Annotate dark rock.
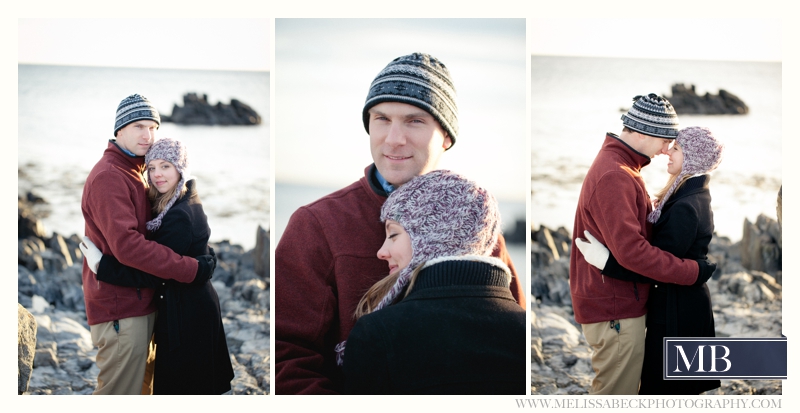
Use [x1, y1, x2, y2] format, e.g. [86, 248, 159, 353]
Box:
[533, 225, 570, 260]
[18, 304, 37, 394]
[503, 218, 527, 244]
[26, 192, 46, 204]
[211, 239, 247, 262]
[707, 234, 741, 279]
[233, 278, 269, 307]
[740, 214, 781, 276]
[47, 234, 73, 267]
[666, 83, 749, 115]
[161, 93, 261, 126]
[19, 195, 47, 240]
[34, 345, 59, 368]
[213, 260, 237, 287]
[531, 226, 572, 306]
[253, 225, 269, 278]
[19, 238, 45, 271]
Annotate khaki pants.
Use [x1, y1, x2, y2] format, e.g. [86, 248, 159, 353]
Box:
[582, 314, 646, 395]
[91, 312, 156, 395]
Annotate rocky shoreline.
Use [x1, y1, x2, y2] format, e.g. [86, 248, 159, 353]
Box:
[531, 209, 782, 395]
[18, 192, 270, 395]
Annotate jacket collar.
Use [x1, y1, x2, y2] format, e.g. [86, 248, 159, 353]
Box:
[104, 141, 145, 170]
[603, 132, 651, 170]
[412, 256, 512, 291]
[662, 175, 710, 208]
[174, 179, 198, 207]
[366, 163, 390, 198]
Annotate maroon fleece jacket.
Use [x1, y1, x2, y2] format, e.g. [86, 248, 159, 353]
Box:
[569, 134, 699, 325]
[81, 142, 198, 325]
[275, 165, 525, 394]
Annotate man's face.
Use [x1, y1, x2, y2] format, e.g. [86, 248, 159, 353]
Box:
[621, 128, 671, 158]
[641, 135, 672, 158]
[368, 102, 452, 187]
[115, 120, 157, 156]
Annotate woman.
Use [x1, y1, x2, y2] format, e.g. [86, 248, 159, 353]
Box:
[340, 170, 526, 394]
[81, 137, 234, 395]
[576, 126, 724, 394]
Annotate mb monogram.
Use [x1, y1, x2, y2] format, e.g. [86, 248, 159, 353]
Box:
[664, 337, 786, 380]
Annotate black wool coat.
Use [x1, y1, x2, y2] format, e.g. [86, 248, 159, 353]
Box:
[602, 175, 719, 395]
[342, 259, 527, 395]
[97, 179, 234, 395]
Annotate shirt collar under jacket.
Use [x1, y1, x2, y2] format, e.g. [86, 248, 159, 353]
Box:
[604, 132, 652, 170]
[109, 139, 138, 157]
[374, 167, 396, 194]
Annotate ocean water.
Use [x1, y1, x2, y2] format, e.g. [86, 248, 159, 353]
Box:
[18, 64, 270, 249]
[531, 56, 782, 241]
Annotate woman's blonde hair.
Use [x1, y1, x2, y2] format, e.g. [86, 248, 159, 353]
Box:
[653, 173, 691, 209]
[354, 262, 425, 320]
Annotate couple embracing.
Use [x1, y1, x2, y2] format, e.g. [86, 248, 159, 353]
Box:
[80, 95, 234, 394]
[571, 93, 725, 395]
[276, 53, 527, 394]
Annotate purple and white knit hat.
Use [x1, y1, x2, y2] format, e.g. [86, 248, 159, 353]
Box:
[373, 169, 501, 311]
[145, 138, 189, 231]
[335, 169, 501, 365]
[648, 126, 724, 223]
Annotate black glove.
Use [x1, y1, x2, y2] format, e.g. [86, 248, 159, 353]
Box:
[693, 258, 717, 287]
[601, 253, 656, 284]
[192, 247, 217, 286]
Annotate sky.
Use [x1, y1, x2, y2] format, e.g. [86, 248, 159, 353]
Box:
[18, 17, 780, 68]
[18, 19, 271, 71]
[530, 18, 781, 62]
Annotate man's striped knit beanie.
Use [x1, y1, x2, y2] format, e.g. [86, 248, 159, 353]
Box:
[621, 93, 680, 139]
[362, 53, 458, 147]
[114, 94, 161, 136]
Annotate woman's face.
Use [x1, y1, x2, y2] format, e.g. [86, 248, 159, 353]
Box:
[667, 141, 684, 175]
[377, 219, 412, 274]
[148, 159, 180, 194]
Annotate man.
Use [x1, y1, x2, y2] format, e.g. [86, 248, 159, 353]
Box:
[81, 94, 215, 395]
[275, 53, 525, 394]
[569, 93, 716, 395]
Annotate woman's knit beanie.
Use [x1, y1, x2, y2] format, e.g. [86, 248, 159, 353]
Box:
[648, 126, 724, 223]
[373, 169, 501, 312]
[145, 138, 189, 231]
[334, 169, 501, 366]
